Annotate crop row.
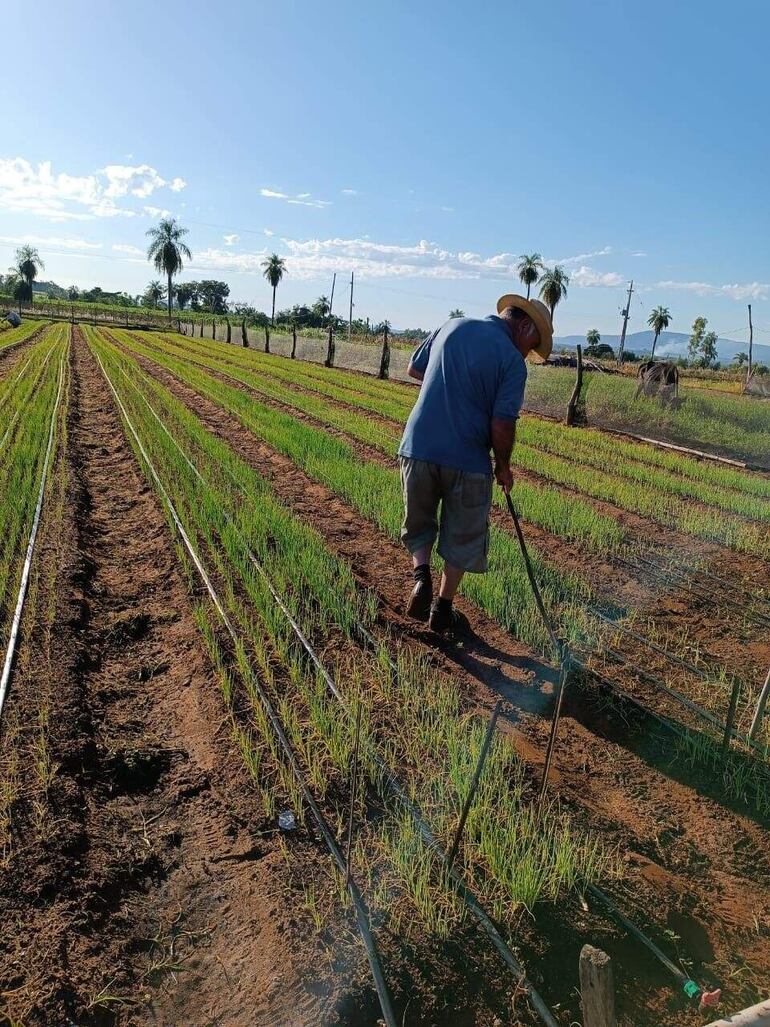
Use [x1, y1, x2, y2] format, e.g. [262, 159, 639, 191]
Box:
[0, 319, 46, 356]
[140, 330, 770, 558]
[0, 325, 68, 659]
[88, 325, 617, 944]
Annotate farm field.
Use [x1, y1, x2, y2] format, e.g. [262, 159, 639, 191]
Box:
[1, 323, 769, 1027]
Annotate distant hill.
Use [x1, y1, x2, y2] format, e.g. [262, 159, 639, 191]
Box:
[554, 330, 770, 367]
[32, 280, 68, 300]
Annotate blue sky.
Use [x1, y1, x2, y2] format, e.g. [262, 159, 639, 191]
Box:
[2, 0, 769, 343]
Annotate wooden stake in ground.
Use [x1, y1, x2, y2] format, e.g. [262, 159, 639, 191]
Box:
[617, 280, 634, 365]
[747, 302, 754, 387]
[378, 325, 390, 380]
[348, 270, 354, 343]
[264, 325, 270, 354]
[749, 666, 770, 742]
[291, 324, 297, 359]
[241, 319, 248, 347]
[325, 324, 335, 368]
[579, 945, 616, 1027]
[565, 343, 583, 426]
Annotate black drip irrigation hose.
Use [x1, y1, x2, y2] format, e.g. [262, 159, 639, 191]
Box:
[108, 349, 562, 1027]
[95, 352, 398, 1027]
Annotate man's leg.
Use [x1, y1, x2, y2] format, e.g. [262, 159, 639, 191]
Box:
[399, 459, 440, 620]
[430, 469, 492, 634]
[438, 563, 464, 600]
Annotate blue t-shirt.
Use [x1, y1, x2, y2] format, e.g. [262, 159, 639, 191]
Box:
[398, 315, 527, 474]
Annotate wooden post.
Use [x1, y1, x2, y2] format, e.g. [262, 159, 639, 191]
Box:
[566, 344, 583, 426]
[264, 325, 270, 353]
[705, 999, 770, 1026]
[226, 317, 231, 344]
[747, 303, 754, 386]
[748, 666, 770, 742]
[325, 324, 335, 367]
[212, 317, 216, 341]
[579, 945, 616, 1027]
[378, 325, 391, 379]
[199, 320, 203, 338]
[241, 320, 248, 347]
[291, 324, 297, 359]
[177, 316, 182, 334]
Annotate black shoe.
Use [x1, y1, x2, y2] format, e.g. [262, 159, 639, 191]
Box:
[407, 578, 432, 621]
[428, 598, 459, 634]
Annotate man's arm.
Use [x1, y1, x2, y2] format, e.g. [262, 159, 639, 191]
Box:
[490, 416, 516, 492]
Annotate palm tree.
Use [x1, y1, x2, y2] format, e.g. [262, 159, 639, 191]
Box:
[586, 328, 601, 349]
[449, 308, 465, 318]
[145, 280, 166, 308]
[313, 295, 330, 318]
[262, 254, 287, 324]
[146, 218, 192, 317]
[538, 265, 569, 319]
[8, 245, 45, 304]
[517, 253, 544, 299]
[647, 305, 672, 360]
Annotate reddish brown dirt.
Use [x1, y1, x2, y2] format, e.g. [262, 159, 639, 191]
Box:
[116, 337, 770, 1026]
[0, 329, 373, 1026]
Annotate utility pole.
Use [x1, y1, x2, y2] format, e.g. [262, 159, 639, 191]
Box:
[747, 302, 754, 387]
[328, 272, 336, 325]
[348, 270, 354, 343]
[617, 280, 634, 365]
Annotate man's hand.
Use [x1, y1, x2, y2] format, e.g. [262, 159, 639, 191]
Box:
[494, 461, 514, 493]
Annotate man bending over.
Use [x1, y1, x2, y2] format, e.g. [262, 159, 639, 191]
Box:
[398, 294, 553, 634]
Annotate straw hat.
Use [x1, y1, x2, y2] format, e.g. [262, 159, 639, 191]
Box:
[496, 294, 553, 362]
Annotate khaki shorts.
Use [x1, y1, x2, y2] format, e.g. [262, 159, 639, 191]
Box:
[399, 458, 493, 573]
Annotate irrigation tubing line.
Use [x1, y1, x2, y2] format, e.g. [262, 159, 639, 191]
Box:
[94, 350, 398, 1027]
[103, 343, 561, 1027]
[0, 354, 66, 721]
[0, 351, 35, 416]
[590, 607, 740, 689]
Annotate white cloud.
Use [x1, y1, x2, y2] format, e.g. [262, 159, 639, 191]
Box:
[655, 279, 770, 301]
[553, 246, 612, 266]
[0, 233, 102, 251]
[169, 177, 187, 192]
[260, 186, 331, 209]
[0, 157, 186, 222]
[223, 233, 239, 245]
[143, 205, 171, 219]
[112, 243, 143, 255]
[264, 228, 274, 236]
[186, 235, 627, 286]
[341, 188, 359, 195]
[570, 266, 625, 287]
[631, 250, 647, 257]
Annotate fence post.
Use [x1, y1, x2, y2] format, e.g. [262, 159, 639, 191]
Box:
[212, 318, 216, 341]
[378, 325, 391, 379]
[566, 344, 583, 426]
[226, 317, 231, 344]
[241, 319, 248, 347]
[749, 666, 770, 742]
[177, 316, 181, 334]
[579, 945, 616, 1027]
[264, 325, 270, 353]
[291, 324, 297, 359]
[325, 324, 335, 368]
[199, 320, 203, 338]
